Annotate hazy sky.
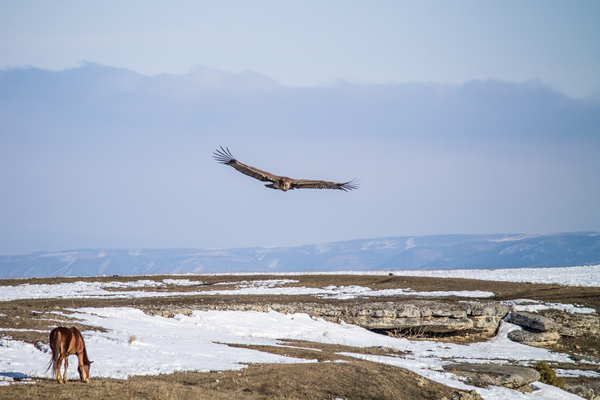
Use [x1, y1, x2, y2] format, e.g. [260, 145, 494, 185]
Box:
[1, 1, 599, 98]
[1, 2, 599, 255]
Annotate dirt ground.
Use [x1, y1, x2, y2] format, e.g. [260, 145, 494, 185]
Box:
[0, 361, 479, 400]
[2, 273, 599, 310]
[1, 273, 598, 399]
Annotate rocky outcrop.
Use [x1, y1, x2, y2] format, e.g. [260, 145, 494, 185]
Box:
[337, 301, 510, 335]
[145, 300, 511, 337]
[143, 299, 598, 344]
[507, 330, 560, 346]
[540, 309, 600, 338]
[445, 363, 540, 389]
[564, 380, 600, 400]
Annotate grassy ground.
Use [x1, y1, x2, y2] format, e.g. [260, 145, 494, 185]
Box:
[1, 360, 477, 400]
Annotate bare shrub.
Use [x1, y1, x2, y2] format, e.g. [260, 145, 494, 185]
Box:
[387, 326, 428, 340]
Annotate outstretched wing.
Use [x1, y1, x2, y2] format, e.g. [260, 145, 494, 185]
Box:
[291, 178, 359, 192]
[213, 146, 279, 183]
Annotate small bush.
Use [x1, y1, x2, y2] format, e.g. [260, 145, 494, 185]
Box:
[534, 362, 564, 389]
[387, 326, 428, 339]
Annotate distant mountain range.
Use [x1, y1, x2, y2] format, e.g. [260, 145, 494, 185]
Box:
[1, 233, 599, 279]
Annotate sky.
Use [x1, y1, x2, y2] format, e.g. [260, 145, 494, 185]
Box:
[1, 1, 599, 254]
[1, 1, 599, 98]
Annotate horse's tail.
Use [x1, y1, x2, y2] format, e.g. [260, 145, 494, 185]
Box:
[46, 328, 61, 378]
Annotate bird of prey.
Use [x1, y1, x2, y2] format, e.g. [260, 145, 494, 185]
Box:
[213, 146, 358, 192]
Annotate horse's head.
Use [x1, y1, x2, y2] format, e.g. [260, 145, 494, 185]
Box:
[78, 360, 93, 383]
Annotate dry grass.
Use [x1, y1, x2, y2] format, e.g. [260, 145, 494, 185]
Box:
[0, 361, 472, 400]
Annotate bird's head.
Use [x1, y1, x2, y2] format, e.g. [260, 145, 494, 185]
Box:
[281, 182, 291, 191]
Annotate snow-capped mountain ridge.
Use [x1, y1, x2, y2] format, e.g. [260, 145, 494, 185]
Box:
[1, 232, 599, 278]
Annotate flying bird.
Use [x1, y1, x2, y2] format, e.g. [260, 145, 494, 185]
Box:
[213, 146, 358, 192]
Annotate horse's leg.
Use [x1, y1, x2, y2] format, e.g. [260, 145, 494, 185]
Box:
[57, 355, 64, 383]
[63, 355, 69, 383]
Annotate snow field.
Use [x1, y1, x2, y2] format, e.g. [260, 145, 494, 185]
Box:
[0, 278, 496, 302]
[1, 265, 599, 399]
[0, 307, 589, 399]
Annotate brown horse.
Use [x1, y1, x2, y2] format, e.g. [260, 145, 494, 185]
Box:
[47, 326, 93, 383]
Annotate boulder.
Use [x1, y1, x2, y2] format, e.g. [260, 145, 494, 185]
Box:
[446, 363, 540, 389]
[507, 329, 560, 345]
[510, 311, 557, 332]
[441, 390, 485, 400]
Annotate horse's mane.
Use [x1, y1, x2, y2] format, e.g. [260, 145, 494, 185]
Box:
[81, 345, 91, 366]
[73, 327, 91, 366]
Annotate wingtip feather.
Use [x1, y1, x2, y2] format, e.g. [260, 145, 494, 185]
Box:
[213, 146, 236, 164]
[340, 178, 359, 191]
